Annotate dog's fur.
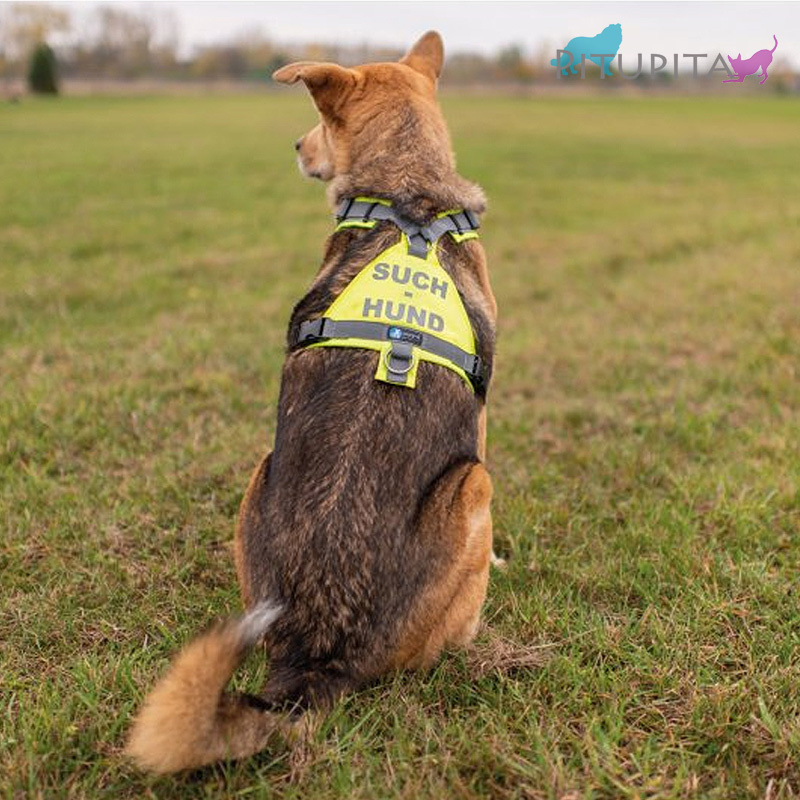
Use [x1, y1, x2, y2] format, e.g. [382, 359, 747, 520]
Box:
[125, 31, 497, 774]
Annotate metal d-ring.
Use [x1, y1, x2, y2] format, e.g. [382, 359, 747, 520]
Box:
[384, 346, 415, 375]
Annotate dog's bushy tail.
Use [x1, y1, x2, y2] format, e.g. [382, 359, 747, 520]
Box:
[125, 602, 287, 774]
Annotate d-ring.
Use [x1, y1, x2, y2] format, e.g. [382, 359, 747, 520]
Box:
[383, 347, 415, 375]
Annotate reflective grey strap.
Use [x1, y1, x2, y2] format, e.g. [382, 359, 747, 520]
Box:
[340, 199, 397, 226]
[336, 200, 480, 260]
[293, 317, 485, 390]
[406, 233, 429, 259]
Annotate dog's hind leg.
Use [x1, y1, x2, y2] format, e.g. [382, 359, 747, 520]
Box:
[235, 452, 272, 608]
[477, 406, 505, 571]
[389, 461, 493, 670]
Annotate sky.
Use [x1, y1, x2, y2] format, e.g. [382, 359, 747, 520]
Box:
[46, 1, 800, 68]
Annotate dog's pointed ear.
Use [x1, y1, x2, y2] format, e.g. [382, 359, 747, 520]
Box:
[272, 62, 356, 116]
[400, 31, 444, 81]
[737, 53, 742, 60]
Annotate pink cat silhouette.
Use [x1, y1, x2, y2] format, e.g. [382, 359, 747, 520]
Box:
[724, 35, 778, 84]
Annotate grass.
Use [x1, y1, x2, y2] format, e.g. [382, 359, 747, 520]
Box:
[1, 91, 799, 799]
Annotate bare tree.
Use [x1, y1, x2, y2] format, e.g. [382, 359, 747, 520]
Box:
[62, 5, 179, 79]
[0, 2, 70, 71]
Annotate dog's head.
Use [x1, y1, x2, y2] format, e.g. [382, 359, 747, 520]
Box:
[273, 32, 448, 183]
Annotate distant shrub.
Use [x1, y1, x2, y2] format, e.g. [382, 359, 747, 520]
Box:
[28, 43, 59, 95]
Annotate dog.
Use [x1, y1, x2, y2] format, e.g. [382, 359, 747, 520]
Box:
[551, 23, 622, 76]
[724, 35, 778, 84]
[125, 31, 497, 774]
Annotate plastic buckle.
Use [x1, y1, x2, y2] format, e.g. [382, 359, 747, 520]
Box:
[469, 355, 485, 391]
[463, 209, 479, 229]
[299, 318, 330, 343]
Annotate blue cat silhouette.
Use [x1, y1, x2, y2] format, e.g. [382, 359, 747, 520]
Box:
[551, 23, 623, 76]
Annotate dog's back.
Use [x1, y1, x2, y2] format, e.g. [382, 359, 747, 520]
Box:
[242, 227, 492, 707]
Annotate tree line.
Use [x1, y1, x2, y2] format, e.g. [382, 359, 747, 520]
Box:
[1, 3, 796, 93]
[0, 3, 553, 88]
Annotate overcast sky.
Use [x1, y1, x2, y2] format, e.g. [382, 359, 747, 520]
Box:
[51, 1, 800, 68]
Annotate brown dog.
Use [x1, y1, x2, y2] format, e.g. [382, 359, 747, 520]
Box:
[125, 31, 497, 774]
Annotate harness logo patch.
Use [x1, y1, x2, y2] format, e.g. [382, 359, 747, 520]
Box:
[387, 326, 424, 346]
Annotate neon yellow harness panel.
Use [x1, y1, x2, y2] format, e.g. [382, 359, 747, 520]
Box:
[309, 235, 476, 389]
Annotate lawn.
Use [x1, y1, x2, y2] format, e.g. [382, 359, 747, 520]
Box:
[1, 91, 799, 799]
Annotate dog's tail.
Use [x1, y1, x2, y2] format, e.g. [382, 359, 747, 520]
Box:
[771, 35, 778, 53]
[550, 57, 558, 67]
[125, 601, 287, 774]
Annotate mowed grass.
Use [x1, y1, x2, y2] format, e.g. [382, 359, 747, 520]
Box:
[1, 91, 799, 799]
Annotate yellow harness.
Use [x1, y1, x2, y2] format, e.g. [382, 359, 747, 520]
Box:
[292, 198, 486, 393]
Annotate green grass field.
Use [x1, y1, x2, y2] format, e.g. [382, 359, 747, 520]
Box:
[2, 92, 800, 799]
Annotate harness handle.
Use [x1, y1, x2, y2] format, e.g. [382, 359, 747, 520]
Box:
[335, 197, 480, 260]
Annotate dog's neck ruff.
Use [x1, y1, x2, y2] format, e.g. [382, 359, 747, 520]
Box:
[291, 197, 486, 393]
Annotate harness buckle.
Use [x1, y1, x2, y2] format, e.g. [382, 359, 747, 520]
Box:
[468, 354, 486, 391]
[463, 209, 479, 229]
[296, 317, 332, 344]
